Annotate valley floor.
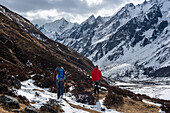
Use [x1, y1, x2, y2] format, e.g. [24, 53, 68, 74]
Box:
[115, 81, 170, 100]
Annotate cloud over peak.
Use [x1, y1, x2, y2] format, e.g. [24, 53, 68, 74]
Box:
[0, 0, 145, 25]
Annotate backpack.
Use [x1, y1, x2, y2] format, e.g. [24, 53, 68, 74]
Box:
[57, 68, 64, 80]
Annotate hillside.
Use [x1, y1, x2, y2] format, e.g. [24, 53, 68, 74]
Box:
[0, 3, 94, 112]
[0, 4, 94, 81]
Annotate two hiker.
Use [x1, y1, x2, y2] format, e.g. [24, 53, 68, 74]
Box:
[53, 64, 103, 99]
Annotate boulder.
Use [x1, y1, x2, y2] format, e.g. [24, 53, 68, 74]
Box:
[74, 92, 94, 105]
[25, 106, 37, 113]
[0, 95, 20, 109]
[40, 99, 60, 113]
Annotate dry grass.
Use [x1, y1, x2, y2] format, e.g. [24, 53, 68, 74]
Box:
[33, 88, 45, 92]
[111, 97, 160, 113]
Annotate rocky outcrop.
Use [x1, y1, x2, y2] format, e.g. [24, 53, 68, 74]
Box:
[0, 95, 20, 109]
[25, 106, 38, 113]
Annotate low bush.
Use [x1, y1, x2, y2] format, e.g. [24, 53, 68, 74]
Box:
[72, 81, 91, 94]
[108, 86, 134, 98]
[131, 94, 142, 101]
[40, 99, 62, 113]
[103, 93, 124, 108]
[17, 95, 30, 106]
[161, 103, 170, 113]
[34, 76, 53, 88]
[0, 84, 9, 94]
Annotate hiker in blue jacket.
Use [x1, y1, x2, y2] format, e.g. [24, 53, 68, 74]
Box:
[53, 63, 66, 99]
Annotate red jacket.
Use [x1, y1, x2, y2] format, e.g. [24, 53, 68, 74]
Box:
[91, 67, 103, 81]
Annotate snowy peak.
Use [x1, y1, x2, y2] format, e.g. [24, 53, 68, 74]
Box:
[43, 17, 77, 35]
[87, 14, 96, 25]
[37, 18, 79, 40]
[124, 3, 135, 8]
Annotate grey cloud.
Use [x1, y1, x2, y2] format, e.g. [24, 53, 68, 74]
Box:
[0, 0, 136, 25]
[1, 0, 126, 15]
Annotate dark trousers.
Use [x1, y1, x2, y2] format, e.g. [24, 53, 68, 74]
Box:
[94, 81, 100, 94]
[56, 80, 64, 99]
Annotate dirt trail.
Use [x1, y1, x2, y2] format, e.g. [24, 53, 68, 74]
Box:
[63, 99, 101, 113]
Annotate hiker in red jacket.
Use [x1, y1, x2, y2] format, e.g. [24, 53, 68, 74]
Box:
[91, 65, 103, 94]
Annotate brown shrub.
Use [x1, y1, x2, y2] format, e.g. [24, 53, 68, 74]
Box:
[0, 68, 8, 78]
[72, 82, 85, 93]
[17, 95, 30, 105]
[108, 86, 134, 97]
[0, 64, 28, 81]
[33, 70, 53, 88]
[161, 103, 170, 113]
[40, 99, 62, 113]
[131, 94, 142, 101]
[34, 76, 53, 88]
[72, 81, 91, 94]
[103, 93, 124, 108]
[100, 81, 109, 89]
[0, 84, 9, 94]
[14, 72, 28, 81]
[140, 94, 151, 99]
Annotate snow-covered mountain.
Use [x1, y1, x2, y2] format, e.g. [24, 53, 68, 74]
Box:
[37, 18, 79, 40]
[41, 0, 170, 80]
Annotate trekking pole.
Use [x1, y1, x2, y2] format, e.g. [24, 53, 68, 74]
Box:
[64, 79, 67, 99]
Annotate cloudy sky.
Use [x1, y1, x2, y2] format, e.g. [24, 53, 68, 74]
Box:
[0, 0, 145, 25]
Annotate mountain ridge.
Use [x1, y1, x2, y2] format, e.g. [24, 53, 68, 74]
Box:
[40, 0, 170, 80]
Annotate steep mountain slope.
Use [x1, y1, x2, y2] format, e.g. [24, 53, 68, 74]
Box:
[52, 0, 170, 80]
[0, 4, 94, 82]
[37, 18, 79, 41]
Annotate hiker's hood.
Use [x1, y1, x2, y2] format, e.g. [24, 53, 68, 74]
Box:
[94, 67, 98, 70]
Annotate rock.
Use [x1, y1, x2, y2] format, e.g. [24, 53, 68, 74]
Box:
[35, 92, 40, 97]
[40, 105, 58, 113]
[25, 106, 38, 113]
[17, 95, 30, 105]
[101, 107, 105, 111]
[0, 95, 20, 109]
[40, 99, 60, 113]
[75, 92, 94, 105]
[7, 75, 21, 89]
